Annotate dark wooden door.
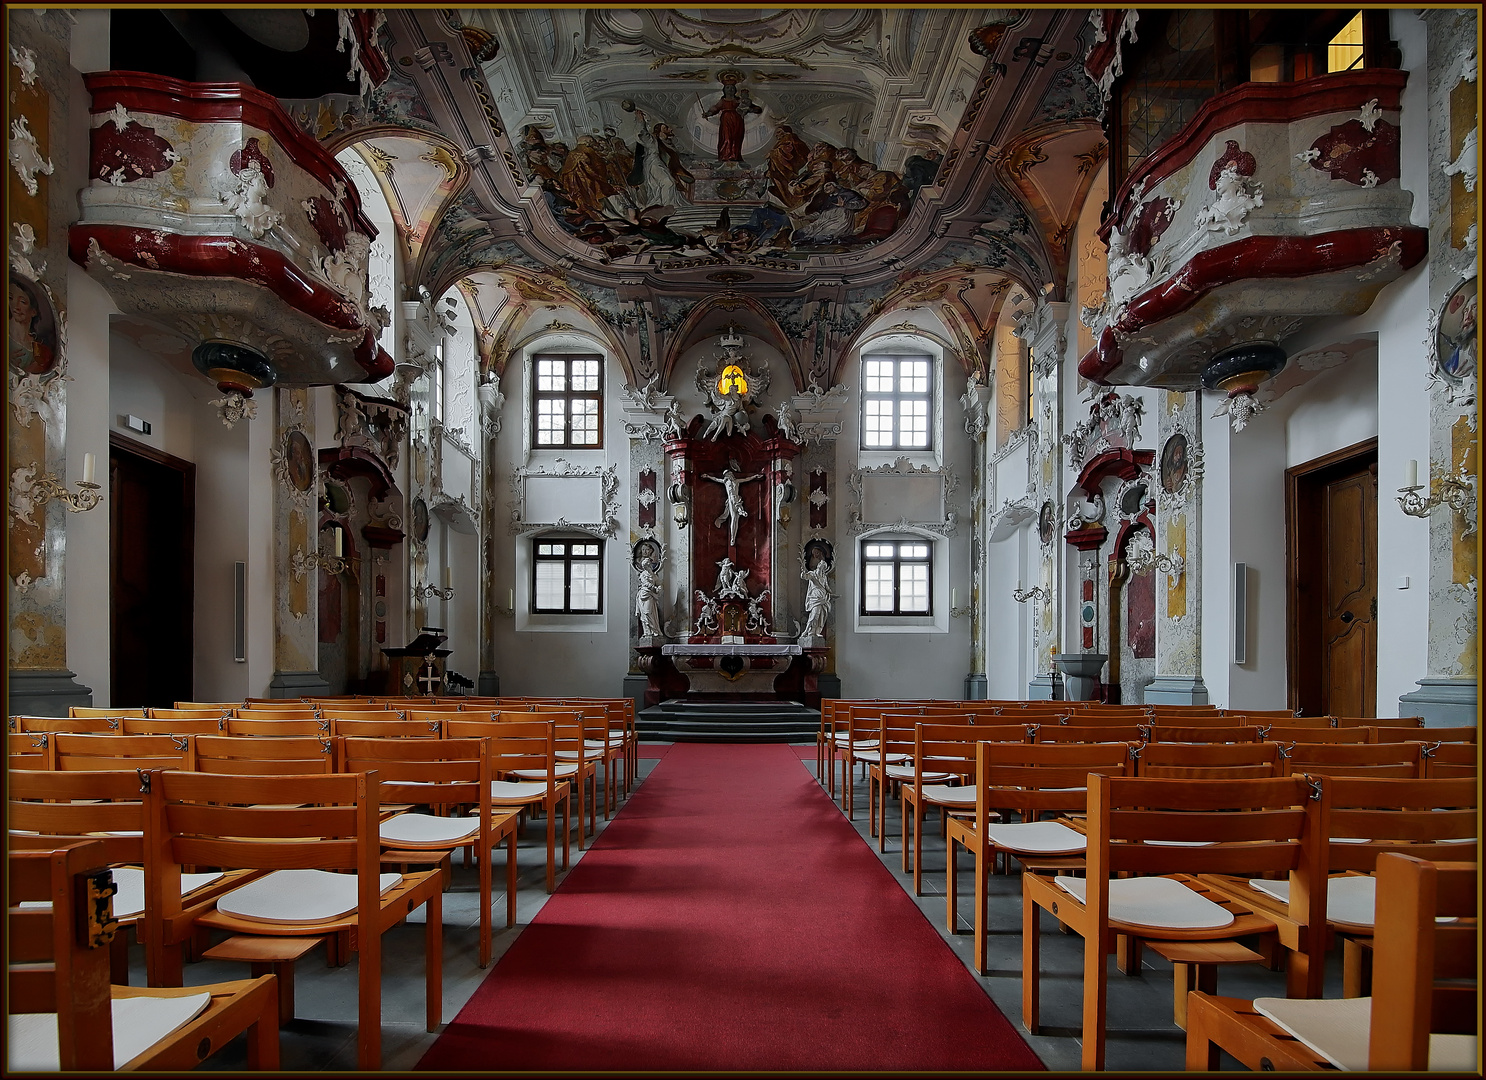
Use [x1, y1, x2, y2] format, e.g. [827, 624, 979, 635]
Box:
[1287, 440, 1377, 717]
[110, 435, 194, 708]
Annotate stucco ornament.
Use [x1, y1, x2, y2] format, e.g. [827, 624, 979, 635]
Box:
[321, 232, 371, 313]
[1210, 390, 1265, 433]
[217, 161, 283, 238]
[9, 464, 45, 527]
[10, 44, 38, 87]
[9, 115, 54, 197]
[208, 389, 258, 428]
[1195, 164, 1263, 235]
[1442, 127, 1477, 193]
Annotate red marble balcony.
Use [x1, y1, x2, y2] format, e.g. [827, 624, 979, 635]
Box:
[69, 72, 393, 402]
[1080, 69, 1426, 415]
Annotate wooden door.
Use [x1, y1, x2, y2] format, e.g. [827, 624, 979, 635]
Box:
[110, 435, 194, 708]
[1287, 440, 1377, 717]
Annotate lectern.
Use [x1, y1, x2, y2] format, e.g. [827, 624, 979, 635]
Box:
[383, 627, 451, 696]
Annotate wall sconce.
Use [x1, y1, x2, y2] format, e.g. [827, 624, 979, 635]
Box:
[495, 587, 515, 618]
[9, 453, 103, 525]
[415, 566, 455, 601]
[1012, 584, 1048, 604]
[291, 526, 348, 580]
[669, 482, 690, 528]
[1397, 459, 1476, 536]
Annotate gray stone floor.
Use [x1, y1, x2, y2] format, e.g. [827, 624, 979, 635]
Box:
[148, 746, 1341, 1071]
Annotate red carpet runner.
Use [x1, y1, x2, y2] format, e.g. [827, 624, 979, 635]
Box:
[418, 742, 1043, 1071]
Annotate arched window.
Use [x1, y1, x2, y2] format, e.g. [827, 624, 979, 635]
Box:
[861, 353, 933, 451]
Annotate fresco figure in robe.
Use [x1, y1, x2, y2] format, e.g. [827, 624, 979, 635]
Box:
[703, 71, 761, 163]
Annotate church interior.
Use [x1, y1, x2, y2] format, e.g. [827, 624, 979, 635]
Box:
[6, 6, 1480, 1073]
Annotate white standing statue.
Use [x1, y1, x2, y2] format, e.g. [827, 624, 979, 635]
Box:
[703, 462, 763, 546]
[635, 564, 664, 638]
[714, 556, 749, 599]
[801, 558, 835, 638]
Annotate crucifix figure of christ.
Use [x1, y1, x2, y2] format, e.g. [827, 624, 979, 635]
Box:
[703, 461, 763, 547]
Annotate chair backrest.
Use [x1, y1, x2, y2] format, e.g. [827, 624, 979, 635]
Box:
[446, 717, 555, 780]
[320, 707, 405, 722]
[1062, 706, 1151, 722]
[1324, 775, 1477, 871]
[402, 707, 467, 723]
[1221, 708, 1298, 719]
[69, 706, 147, 719]
[1367, 854, 1478, 1071]
[224, 715, 330, 737]
[1420, 741, 1477, 778]
[1146, 704, 1222, 715]
[339, 736, 490, 817]
[233, 707, 320, 721]
[1147, 712, 1250, 729]
[10, 714, 118, 734]
[1146, 724, 1259, 744]
[330, 717, 443, 739]
[9, 769, 146, 868]
[1260, 724, 1369, 744]
[51, 732, 191, 772]
[1032, 723, 1148, 744]
[174, 701, 242, 710]
[8, 839, 117, 1071]
[1280, 741, 1424, 778]
[9, 730, 52, 768]
[148, 707, 233, 722]
[976, 741, 1135, 821]
[190, 734, 335, 776]
[1337, 714, 1425, 729]
[1133, 740, 1282, 779]
[122, 715, 227, 736]
[1372, 725, 1476, 743]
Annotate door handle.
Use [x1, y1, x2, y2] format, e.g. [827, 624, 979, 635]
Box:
[1340, 611, 1355, 624]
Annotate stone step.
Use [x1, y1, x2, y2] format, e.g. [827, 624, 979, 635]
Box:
[637, 700, 821, 744]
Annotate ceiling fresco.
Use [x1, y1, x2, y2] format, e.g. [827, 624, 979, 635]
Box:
[246, 8, 1108, 383]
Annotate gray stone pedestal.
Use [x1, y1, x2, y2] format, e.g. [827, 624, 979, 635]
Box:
[1399, 677, 1477, 727]
[267, 670, 332, 699]
[8, 669, 93, 717]
[478, 671, 501, 696]
[964, 672, 988, 700]
[1142, 674, 1211, 706]
[1028, 672, 1061, 700]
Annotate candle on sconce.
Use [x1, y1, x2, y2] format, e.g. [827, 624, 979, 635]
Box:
[951, 588, 957, 608]
[508, 588, 515, 610]
[82, 453, 96, 485]
[444, 566, 453, 589]
[333, 528, 343, 558]
[1405, 459, 1418, 488]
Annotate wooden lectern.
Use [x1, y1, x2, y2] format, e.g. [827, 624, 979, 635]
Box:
[382, 627, 452, 696]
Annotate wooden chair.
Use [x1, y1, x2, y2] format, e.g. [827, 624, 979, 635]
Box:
[11, 714, 118, 733]
[1245, 714, 1334, 729]
[122, 716, 227, 736]
[1373, 724, 1476, 743]
[191, 734, 335, 776]
[224, 716, 330, 737]
[70, 706, 148, 719]
[445, 717, 571, 893]
[52, 732, 192, 772]
[1133, 740, 1282, 779]
[534, 710, 598, 846]
[1337, 714, 1425, 728]
[1062, 707, 1151, 723]
[1147, 704, 1222, 718]
[821, 700, 884, 801]
[1223, 708, 1299, 719]
[1031, 722, 1147, 743]
[868, 711, 940, 849]
[1145, 724, 1260, 744]
[322, 707, 407, 722]
[329, 716, 443, 739]
[241, 698, 316, 707]
[148, 708, 233, 722]
[1259, 724, 1368, 744]
[232, 707, 320, 721]
[8, 768, 258, 987]
[142, 768, 444, 1069]
[8, 839, 279, 1071]
[1149, 712, 1254, 728]
[339, 736, 520, 967]
[947, 741, 1135, 974]
[547, 700, 628, 810]
[1186, 853, 1478, 1072]
[1278, 741, 1424, 778]
[1422, 740, 1478, 778]
[9, 730, 52, 768]
[838, 704, 903, 818]
[1021, 774, 1330, 1070]
[173, 701, 243, 711]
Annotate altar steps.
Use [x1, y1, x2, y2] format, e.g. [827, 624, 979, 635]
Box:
[637, 699, 820, 743]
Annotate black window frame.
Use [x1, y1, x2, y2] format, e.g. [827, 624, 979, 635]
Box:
[530, 537, 604, 614]
[859, 537, 934, 617]
[531, 353, 604, 450]
[860, 353, 934, 452]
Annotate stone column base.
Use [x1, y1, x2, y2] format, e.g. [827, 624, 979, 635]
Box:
[964, 672, 988, 700]
[1142, 674, 1211, 706]
[1399, 677, 1477, 727]
[622, 674, 649, 718]
[8, 669, 94, 717]
[816, 672, 841, 700]
[478, 671, 502, 696]
[1028, 672, 1061, 700]
[267, 670, 332, 699]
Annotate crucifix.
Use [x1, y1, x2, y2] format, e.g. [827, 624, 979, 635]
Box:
[703, 460, 763, 547]
[416, 657, 442, 695]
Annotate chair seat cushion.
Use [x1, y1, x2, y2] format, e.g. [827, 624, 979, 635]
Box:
[920, 784, 975, 805]
[854, 750, 909, 765]
[836, 736, 879, 749]
[1249, 875, 1375, 930]
[985, 820, 1086, 855]
[217, 868, 401, 925]
[1254, 996, 1478, 1071]
[491, 779, 559, 800]
[887, 764, 953, 782]
[8, 990, 212, 1071]
[1054, 874, 1235, 930]
[512, 764, 578, 779]
[380, 812, 481, 847]
[110, 866, 225, 920]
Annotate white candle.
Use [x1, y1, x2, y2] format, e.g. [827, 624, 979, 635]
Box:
[1405, 459, 1418, 488]
[508, 588, 515, 610]
[951, 588, 957, 607]
[82, 453, 96, 485]
[444, 566, 453, 589]
[332, 528, 343, 558]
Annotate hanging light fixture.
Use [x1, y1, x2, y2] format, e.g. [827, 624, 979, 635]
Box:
[1201, 341, 1287, 433]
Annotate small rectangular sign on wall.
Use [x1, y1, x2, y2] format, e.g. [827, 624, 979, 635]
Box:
[1232, 562, 1247, 665]
[234, 561, 247, 663]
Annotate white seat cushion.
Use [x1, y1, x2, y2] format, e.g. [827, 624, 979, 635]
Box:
[836, 736, 879, 749]
[921, 784, 975, 805]
[8, 991, 211, 1071]
[1254, 996, 1478, 1071]
[380, 813, 481, 847]
[216, 868, 401, 925]
[1055, 874, 1235, 930]
[853, 750, 909, 765]
[512, 764, 578, 779]
[108, 867, 225, 920]
[886, 764, 953, 782]
[491, 779, 557, 800]
[1249, 875, 1375, 929]
[985, 820, 1086, 856]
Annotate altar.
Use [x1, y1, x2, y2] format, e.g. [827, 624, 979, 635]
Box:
[662, 642, 802, 695]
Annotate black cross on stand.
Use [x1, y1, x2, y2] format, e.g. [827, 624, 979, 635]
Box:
[416, 656, 442, 695]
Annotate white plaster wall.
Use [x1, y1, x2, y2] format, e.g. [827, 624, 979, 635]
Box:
[192, 404, 253, 701]
[982, 525, 1030, 699]
[1223, 403, 1289, 710]
[1199, 402, 1234, 708]
[63, 267, 115, 704]
[1283, 354, 1379, 470]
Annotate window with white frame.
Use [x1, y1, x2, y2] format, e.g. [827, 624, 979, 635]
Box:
[860, 537, 933, 615]
[533, 354, 603, 448]
[531, 537, 603, 613]
[861, 354, 932, 450]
